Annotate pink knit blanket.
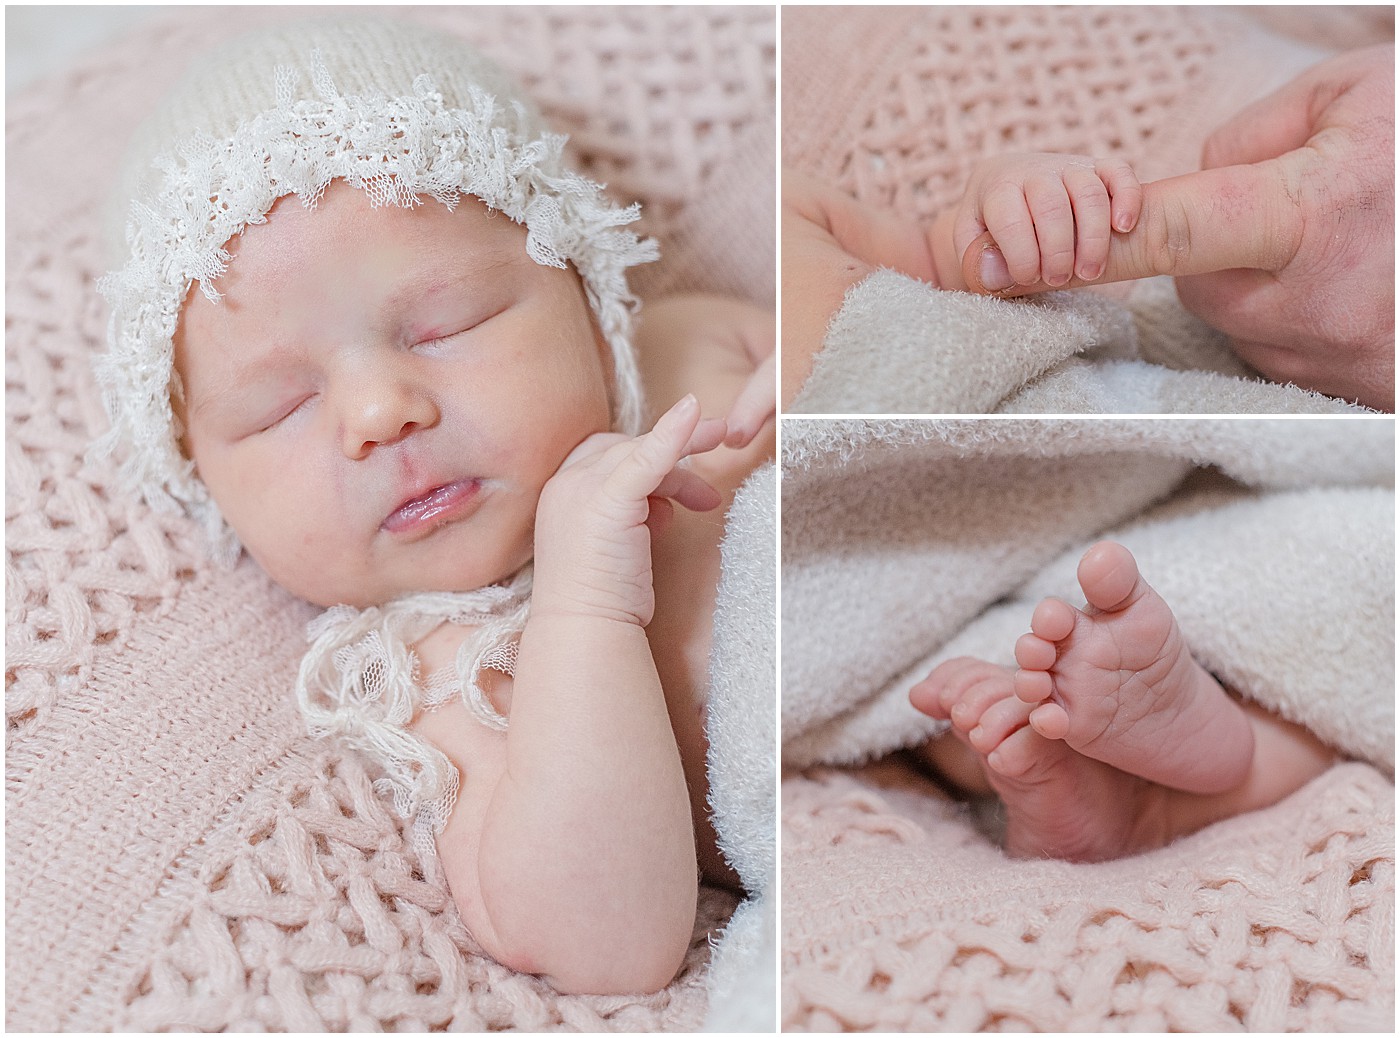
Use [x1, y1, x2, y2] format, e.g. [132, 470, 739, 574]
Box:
[6, 6, 773, 1031]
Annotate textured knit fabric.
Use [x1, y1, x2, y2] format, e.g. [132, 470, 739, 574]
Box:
[779, 419, 1395, 1030]
[783, 761, 1393, 1032]
[783, 5, 1330, 224]
[7, 6, 774, 1031]
[793, 272, 1372, 415]
[782, 5, 1385, 413]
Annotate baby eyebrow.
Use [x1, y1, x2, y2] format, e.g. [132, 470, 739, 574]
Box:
[383, 255, 517, 316]
[188, 358, 299, 419]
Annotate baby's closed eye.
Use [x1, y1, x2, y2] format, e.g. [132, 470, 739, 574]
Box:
[410, 300, 513, 352]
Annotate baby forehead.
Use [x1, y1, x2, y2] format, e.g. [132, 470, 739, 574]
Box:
[236, 182, 527, 265]
[202, 183, 533, 309]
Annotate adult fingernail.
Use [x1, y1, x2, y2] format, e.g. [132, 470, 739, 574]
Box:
[979, 247, 1014, 291]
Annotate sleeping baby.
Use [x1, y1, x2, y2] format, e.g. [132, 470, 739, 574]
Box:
[95, 18, 773, 996]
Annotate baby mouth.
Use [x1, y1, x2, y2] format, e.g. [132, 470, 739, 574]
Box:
[382, 479, 482, 534]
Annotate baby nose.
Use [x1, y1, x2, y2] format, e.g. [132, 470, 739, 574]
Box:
[338, 374, 439, 459]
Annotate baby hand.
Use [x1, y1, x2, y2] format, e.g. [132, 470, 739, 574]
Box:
[954, 153, 1143, 290]
[532, 396, 725, 626]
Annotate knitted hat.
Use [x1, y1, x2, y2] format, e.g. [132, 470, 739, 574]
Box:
[95, 17, 656, 561]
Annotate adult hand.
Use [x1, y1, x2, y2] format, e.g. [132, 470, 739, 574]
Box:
[961, 45, 1395, 410]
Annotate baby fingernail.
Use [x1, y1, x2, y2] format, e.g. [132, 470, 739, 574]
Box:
[1081, 262, 1102, 280]
[979, 247, 1014, 291]
[1116, 213, 1133, 232]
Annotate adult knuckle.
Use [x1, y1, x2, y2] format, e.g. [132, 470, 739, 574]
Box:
[1139, 194, 1193, 277]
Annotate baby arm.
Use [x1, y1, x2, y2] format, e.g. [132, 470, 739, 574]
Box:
[634, 293, 775, 458]
[420, 399, 723, 995]
[781, 156, 1142, 402]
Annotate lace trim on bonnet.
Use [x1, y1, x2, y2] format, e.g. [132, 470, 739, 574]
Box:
[94, 53, 657, 564]
[298, 569, 532, 863]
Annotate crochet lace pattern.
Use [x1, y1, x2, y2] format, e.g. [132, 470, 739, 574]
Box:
[7, 6, 772, 1030]
[297, 574, 531, 865]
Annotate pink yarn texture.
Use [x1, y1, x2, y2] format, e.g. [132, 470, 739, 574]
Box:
[7, 6, 773, 1031]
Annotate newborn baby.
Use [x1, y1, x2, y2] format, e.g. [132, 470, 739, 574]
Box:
[96, 18, 773, 996]
[909, 541, 1336, 862]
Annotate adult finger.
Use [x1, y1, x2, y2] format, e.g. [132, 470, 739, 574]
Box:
[962, 160, 1306, 296]
[1200, 65, 1321, 169]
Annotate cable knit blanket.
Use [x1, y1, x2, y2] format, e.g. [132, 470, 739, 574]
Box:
[780, 419, 1394, 1031]
[783, 5, 1390, 414]
[6, 6, 774, 1031]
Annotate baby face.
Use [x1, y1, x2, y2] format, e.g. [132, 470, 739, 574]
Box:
[173, 181, 613, 607]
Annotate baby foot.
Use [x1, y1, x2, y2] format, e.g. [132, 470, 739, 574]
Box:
[912, 657, 1169, 861]
[1013, 541, 1254, 794]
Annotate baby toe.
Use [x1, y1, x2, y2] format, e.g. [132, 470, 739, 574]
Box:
[1014, 632, 1058, 671]
[1029, 701, 1072, 741]
[971, 694, 1035, 751]
[986, 725, 1044, 779]
[1013, 667, 1055, 704]
[1077, 541, 1144, 613]
[1030, 596, 1077, 642]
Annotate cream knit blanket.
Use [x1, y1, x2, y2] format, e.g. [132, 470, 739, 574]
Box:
[783, 5, 1386, 414]
[7, 7, 774, 1031]
[780, 419, 1394, 1030]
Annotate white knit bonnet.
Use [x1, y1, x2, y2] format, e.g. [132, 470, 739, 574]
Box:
[96, 17, 655, 562]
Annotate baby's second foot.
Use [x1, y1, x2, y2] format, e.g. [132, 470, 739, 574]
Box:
[1013, 541, 1254, 794]
[913, 658, 1169, 862]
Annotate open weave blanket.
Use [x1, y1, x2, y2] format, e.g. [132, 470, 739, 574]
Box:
[780, 419, 1394, 1030]
[6, 6, 774, 1031]
[783, 5, 1388, 414]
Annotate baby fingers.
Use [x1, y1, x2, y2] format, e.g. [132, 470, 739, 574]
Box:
[605, 395, 723, 505]
[725, 355, 776, 449]
[1023, 173, 1077, 287]
[650, 464, 722, 514]
[980, 181, 1041, 286]
[1097, 158, 1143, 234]
[1064, 168, 1112, 281]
